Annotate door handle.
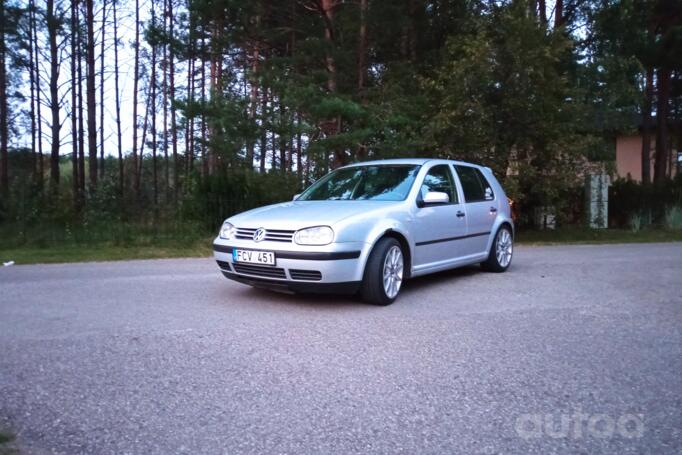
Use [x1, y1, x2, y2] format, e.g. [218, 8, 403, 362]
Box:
[456, 211, 465, 218]
[490, 207, 497, 213]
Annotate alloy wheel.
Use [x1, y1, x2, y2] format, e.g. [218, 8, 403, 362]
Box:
[495, 228, 513, 267]
[382, 245, 404, 299]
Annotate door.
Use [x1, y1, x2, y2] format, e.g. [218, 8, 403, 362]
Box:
[412, 164, 468, 269]
[453, 165, 497, 256]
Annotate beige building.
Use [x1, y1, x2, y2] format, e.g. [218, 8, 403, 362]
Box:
[616, 131, 680, 181]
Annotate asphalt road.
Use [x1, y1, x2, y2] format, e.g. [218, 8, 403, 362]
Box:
[1, 243, 681, 454]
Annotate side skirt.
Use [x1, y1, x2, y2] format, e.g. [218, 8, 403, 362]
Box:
[410, 253, 488, 278]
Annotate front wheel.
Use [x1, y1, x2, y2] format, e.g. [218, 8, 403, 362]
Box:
[361, 238, 404, 306]
[481, 226, 513, 272]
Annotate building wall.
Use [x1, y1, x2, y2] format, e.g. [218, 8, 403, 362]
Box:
[616, 133, 680, 181]
[615, 134, 655, 181]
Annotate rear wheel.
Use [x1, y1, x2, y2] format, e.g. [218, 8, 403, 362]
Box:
[481, 226, 513, 272]
[361, 238, 404, 306]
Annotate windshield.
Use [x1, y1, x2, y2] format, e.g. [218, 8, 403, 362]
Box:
[298, 165, 421, 201]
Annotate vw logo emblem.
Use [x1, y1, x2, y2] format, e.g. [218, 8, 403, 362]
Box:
[253, 228, 266, 242]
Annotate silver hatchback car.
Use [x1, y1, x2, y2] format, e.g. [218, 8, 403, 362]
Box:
[213, 159, 514, 305]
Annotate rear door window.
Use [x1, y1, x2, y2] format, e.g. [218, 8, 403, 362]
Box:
[454, 165, 494, 203]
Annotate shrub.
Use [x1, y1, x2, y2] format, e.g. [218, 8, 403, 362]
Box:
[181, 169, 302, 230]
[664, 206, 682, 230]
[609, 176, 682, 228]
[629, 213, 642, 233]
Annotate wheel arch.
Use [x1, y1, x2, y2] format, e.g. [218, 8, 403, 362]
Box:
[484, 218, 515, 254]
[499, 220, 514, 239]
[372, 229, 412, 279]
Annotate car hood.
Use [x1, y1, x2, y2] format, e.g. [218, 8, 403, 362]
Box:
[227, 200, 397, 230]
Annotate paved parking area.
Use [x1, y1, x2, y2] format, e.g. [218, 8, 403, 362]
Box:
[1, 243, 681, 454]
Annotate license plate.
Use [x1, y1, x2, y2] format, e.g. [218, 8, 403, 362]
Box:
[232, 249, 276, 266]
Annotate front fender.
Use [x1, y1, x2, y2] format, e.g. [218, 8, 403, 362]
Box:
[333, 212, 415, 278]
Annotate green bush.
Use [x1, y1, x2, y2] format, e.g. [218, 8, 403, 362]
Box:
[665, 206, 682, 230]
[181, 169, 303, 230]
[609, 176, 682, 228]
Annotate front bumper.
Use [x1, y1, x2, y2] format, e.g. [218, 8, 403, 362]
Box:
[212, 238, 368, 292]
[220, 271, 361, 295]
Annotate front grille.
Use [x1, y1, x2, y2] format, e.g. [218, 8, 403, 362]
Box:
[233, 263, 286, 279]
[216, 260, 232, 271]
[235, 227, 295, 243]
[289, 269, 322, 281]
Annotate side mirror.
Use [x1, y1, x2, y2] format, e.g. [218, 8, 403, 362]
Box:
[421, 191, 449, 207]
[292, 193, 301, 201]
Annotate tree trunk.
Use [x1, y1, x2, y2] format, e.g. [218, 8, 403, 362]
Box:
[138, 81, 151, 187]
[304, 134, 311, 185]
[185, 40, 194, 179]
[0, 0, 8, 194]
[260, 87, 267, 173]
[162, 0, 169, 198]
[246, 34, 258, 169]
[296, 112, 302, 183]
[279, 103, 286, 173]
[77, 0, 85, 195]
[86, 0, 98, 190]
[71, 0, 80, 206]
[151, 1, 158, 205]
[201, 32, 207, 179]
[208, 20, 222, 174]
[653, 67, 671, 184]
[321, 0, 337, 93]
[320, 0, 342, 168]
[287, 120, 293, 173]
[554, 0, 563, 28]
[99, 0, 106, 178]
[357, 0, 367, 93]
[259, 0, 270, 174]
[32, 0, 44, 187]
[641, 66, 653, 184]
[132, 0, 140, 191]
[400, 0, 417, 61]
[168, 0, 178, 201]
[356, 0, 368, 160]
[270, 110, 277, 170]
[113, 0, 123, 194]
[209, 28, 217, 173]
[408, 0, 417, 62]
[538, 0, 547, 26]
[28, 0, 37, 179]
[47, 0, 61, 189]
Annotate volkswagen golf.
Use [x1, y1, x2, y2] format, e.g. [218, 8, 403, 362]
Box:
[213, 159, 514, 305]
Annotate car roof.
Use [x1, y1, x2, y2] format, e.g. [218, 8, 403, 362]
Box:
[341, 158, 481, 168]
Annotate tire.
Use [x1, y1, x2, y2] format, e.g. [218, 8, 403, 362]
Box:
[361, 237, 404, 306]
[481, 225, 513, 272]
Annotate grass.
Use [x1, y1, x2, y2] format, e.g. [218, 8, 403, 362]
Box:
[0, 432, 13, 444]
[0, 430, 18, 455]
[0, 222, 215, 265]
[517, 226, 682, 245]
[1, 239, 213, 265]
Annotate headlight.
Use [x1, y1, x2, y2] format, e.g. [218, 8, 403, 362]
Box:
[219, 221, 235, 240]
[294, 226, 334, 245]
